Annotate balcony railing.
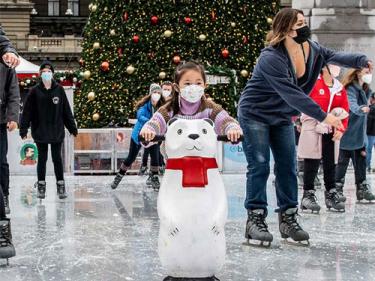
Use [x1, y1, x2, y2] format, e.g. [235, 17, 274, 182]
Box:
[13, 35, 83, 53]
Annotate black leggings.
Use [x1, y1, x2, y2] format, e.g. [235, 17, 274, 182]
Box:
[336, 147, 366, 185]
[120, 139, 159, 175]
[303, 133, 335, 191]
[36, 142, 64, 182]
[0, 125, 7, 218]
[141, 144, 164, 167]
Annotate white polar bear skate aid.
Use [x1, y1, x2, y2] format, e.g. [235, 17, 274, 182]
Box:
[156, 118, 229, 280]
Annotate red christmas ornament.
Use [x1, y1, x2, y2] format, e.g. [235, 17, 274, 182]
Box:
[221, 49, 229, 59]
[117, 48, 123, 58]
[123, 11, 129, 21]
[184, 17, 192, 25]
[173, 55, 181, 64]
[132, 35, 140, 43]
[151, 16, 159, 25]
[101, 61, 110, 72]
[243, 36, 248, 44]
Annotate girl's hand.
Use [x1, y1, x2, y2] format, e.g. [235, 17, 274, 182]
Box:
[332, 130, 343, 141]
[140, 128, 156, 142]
[227, 128, 242, 143]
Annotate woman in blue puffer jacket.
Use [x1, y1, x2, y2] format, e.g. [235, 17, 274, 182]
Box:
[111, 83, 165, 190]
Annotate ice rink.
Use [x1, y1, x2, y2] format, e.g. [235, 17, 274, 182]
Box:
[1, 173, 375, 281]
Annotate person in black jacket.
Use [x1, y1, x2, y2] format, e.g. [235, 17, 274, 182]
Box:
[20, 61, 78, 200]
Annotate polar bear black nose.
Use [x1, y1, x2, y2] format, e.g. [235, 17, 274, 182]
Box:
[188, 134, 200, 140]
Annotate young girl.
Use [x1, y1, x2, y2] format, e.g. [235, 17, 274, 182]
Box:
[20, 61, 78, 200]
[138, 81, 174, 176]
[111, 83, 165, 190]
[140, 61, 242, 144]
[298, 65, 349, 213]
[335, 68, 375, 202]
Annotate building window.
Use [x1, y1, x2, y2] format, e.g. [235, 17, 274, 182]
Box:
[68, 0, 79, 16]
[48, 0, 60, 16]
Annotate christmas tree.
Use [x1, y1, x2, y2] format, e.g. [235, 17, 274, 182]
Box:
[76, 0, 279, 128]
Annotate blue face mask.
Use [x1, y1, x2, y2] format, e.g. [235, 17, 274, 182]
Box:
[41, 72, 53, 81]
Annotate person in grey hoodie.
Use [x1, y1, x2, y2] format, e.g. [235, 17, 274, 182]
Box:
[238, 8, 372, 246]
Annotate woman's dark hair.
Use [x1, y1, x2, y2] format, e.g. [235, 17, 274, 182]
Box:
[266, 8, 304, 46]
[164, 60, 206, 115]
[161, 81, 173, 87]
[135, 92, 165, 110]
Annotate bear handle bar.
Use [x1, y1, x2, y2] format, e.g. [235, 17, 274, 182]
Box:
[139, 135, 243, 144]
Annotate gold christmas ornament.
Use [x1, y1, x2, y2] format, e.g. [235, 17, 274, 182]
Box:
[126, 65, 135, 74]
[267, 17, 273, 24]
[199, 34, 207, 41]
[92, 113, 100, 121]
[93, 42, 100, 49]
[240, 70, 249, 77]
[91, 4, 97, 12]
[164, 30, 173, 38]
[159, 71, 167, 79]
[83, 70, 91, 79]
[231, 22, 236, 27]
[88, 91, 95, 101]
[110, 29, 116, 36]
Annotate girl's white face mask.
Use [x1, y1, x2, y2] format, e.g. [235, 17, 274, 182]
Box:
[151, 93, 161, 102]
[162, 90, 171, 98]
[362, 73, 373, 84]
[180, 84, 204, 103]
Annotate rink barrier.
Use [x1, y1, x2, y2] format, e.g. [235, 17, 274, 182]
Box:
[8, 129, 247, 175]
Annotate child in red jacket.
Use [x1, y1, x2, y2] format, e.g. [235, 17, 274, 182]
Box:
[298, 65, 349, 213]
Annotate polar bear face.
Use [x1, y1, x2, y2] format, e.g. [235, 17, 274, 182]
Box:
[165, 119, 217, 158]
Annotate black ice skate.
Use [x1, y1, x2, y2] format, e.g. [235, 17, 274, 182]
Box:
[335, 182, 347, 202]
[111, 173, 124, 189]
[151, 174, 161, 191]
[356, 181, 375, 203]
[279, 208, 310, 246]
[159, 165, 166, 176]
[243, 209, 273, 248]
[0, 218, 16, 266]
[146, 173, 153, 186]
[325, 189, 345, 212]
[35, 181, 46, 200]
[57, 180, 67, 199]
[4, 196, 10, 215]
[300, 190, 321, 214]
[163, 276, 220, 281]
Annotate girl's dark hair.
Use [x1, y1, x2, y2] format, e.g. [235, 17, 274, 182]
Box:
[165, 60, 206, 115]
[161, 81, 173, 87]
[266, 8, 304, 46]
[135, 93, 165, 110]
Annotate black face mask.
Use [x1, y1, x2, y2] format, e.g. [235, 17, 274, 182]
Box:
[292, 25, 311, 44]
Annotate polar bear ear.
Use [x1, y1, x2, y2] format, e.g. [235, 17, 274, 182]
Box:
[167, 117, 178, 127]
[204, 118, 214, 127]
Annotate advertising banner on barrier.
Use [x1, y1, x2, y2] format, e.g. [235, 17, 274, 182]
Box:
[222, 143, 247, 173]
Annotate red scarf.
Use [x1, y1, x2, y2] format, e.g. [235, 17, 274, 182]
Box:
[166, 157, 218, 188]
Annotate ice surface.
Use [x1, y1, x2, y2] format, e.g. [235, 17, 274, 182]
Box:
[0, 173, 375, 281]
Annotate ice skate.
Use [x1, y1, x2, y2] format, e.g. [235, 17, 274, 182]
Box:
[279, 208, 310, 247]
[356, 181, 375, 203]
[0, 218, 15, 266]
[243, 209, 273, 248]
[111, 173, 124, 189]
[57, 180, 67, 199]
[335, 182, 346, 202]
[300, 190, 321, 214]
[35, 181, 46, 201]
[325, 189, 345, 212]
